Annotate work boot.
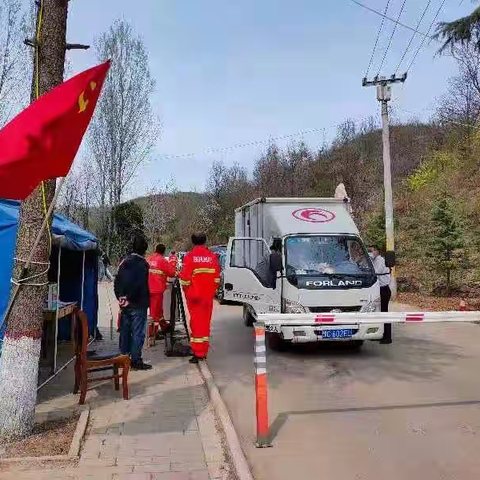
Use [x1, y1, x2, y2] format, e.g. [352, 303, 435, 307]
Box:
[189, 356, 205, 364]
[131, 361, 153, 370]
[380, 323, 393, 344]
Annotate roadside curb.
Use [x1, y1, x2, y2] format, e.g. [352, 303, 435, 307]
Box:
[198, 361, 254, 480]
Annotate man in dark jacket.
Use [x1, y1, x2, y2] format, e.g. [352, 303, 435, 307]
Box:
[114, 235, 152, 370]
[268, 239, 283, 288]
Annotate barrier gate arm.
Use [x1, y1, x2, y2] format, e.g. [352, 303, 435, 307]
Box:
[252, 310, 480, 448]
[257, 311, 480, 326]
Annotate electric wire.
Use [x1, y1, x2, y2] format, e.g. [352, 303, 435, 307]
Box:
[395, 0, 432, 74]
[158, 117, 371, 160]
[365, 0, 393, 77]
[348, 0, 437, 41]
[34, 0, 52, 250]
[377, 0, 409, 75]
[406, 0, 448, 73]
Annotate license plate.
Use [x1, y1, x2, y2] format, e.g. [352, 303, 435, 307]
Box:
[321, 329, 353, 339]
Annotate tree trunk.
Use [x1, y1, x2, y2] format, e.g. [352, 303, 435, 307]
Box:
[0, 0, 67, 440]
[446, 269, 451, 297]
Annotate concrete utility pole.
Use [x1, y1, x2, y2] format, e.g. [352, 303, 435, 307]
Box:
[0, 0, 87, 440]
[362, 73, 407, 299]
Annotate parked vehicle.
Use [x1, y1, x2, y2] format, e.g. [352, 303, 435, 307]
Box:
[222, 193, 384, 349]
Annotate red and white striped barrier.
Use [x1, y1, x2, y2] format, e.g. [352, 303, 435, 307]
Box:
[252, 310, 480, 447]
[254, 323, 271, 447]
[258, 310, 480, 326]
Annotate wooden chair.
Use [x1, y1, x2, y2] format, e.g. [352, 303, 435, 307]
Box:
[146, 316, 156, 347]
[73, 308, 130, 405]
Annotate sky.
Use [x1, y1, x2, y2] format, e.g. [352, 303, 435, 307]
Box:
[26, 0, 475, 195]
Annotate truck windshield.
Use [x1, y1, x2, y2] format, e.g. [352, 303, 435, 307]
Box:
[285, 235, 374, 277]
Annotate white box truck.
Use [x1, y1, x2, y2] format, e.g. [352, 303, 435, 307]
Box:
[223, 194, 386, 349]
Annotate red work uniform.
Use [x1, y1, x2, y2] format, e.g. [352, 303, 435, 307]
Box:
[147, 253, 176, 331]
[179, 246, 220, 358]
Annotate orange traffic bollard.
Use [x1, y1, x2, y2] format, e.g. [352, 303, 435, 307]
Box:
[254, 323, 271, 447]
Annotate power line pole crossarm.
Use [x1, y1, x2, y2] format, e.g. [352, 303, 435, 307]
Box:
[362, 73, 407, 300]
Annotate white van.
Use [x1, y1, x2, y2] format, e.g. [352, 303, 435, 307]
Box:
[223, 197, 385, 348]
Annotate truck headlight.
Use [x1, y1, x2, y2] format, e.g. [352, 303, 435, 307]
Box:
[284, 299, 307, 314]
[360, 300, 379, 313]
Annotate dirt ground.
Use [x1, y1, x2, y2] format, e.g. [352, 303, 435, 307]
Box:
[397, 292, 480, 311]
[1, 414, 80, 458]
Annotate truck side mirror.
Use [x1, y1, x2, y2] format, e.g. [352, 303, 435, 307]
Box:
[385, 251, 395, 268]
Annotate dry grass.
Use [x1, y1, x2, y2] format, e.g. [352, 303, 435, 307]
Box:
[1, 414, 80, 459]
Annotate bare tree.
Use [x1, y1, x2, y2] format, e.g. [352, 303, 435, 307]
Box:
[0, 0, 27, 126]
[58, 161, 95, 229]
[205, 161, 253, 243]
[142, 180, 177, 245]
[88, 20, 158, 253]
[437, 73, 480, 128]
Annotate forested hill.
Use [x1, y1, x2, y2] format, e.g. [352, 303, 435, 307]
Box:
[112, 115, 476, 297]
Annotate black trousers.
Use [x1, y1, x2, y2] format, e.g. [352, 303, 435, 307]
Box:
[380, 285, 391, 312]
[380, 286, 392, 342]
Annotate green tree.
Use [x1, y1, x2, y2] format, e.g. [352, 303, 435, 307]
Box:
[436, 6, 480, 52]
[112, 201, 146, 260]
[364, 210, 386, 253]
[428, 197, 465, 296]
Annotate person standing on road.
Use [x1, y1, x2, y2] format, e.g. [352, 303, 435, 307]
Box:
[169, 250, 178, 271]
[179, 233, 221, 364]
[114, 235, 152, 370]
[147, 243, 176, 338]
[369, 245, 392, 344]
[268, 239, 283, 288]
[102, 251, 114, 281]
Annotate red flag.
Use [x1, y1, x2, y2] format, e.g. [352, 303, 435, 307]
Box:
[0, 60, 111, 200]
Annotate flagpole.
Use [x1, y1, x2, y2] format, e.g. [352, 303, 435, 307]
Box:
[0, 177, 66, 333]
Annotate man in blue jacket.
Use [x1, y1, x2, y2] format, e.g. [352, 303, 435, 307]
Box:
[114, 235, 152, 370]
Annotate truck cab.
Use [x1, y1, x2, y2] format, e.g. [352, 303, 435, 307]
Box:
[223, 197, 384, 347]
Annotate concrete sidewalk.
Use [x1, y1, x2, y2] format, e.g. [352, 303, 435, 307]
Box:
[1, 283, 233, 480]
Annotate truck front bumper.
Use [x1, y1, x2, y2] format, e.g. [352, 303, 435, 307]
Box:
[272, 323, 385, 343]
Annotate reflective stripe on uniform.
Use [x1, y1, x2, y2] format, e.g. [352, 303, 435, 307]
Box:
[180, 279, 191, 286]
[193, 268, 216, 275]
[150, 269, 165, 275]
[191, 336, 210, 343]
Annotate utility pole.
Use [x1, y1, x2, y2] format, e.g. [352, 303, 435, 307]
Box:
[362, 73, 407, 299]
[0, 0, 88, 440]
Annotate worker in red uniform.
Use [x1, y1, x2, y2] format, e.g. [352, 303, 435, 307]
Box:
[179, 233, 220, 363]
[147, 243, 176, 338]
[169, 250, 178, 271]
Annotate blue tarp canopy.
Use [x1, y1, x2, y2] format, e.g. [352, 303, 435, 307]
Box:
[0, 200, 99, 344]
[0, 199, 98, 251]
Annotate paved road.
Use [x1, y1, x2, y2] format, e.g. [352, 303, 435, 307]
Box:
[207, 302, 480, 480]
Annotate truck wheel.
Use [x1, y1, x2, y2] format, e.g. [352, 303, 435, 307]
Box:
[266, 332, 287, 351]
[217, 286, 226, 305]
[243, 305, 254, 327]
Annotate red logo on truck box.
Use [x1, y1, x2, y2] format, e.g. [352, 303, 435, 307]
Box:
[292, 208, 335, 223]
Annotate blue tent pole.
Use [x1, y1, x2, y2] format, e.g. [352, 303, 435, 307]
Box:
[81, 251, 85, 310]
